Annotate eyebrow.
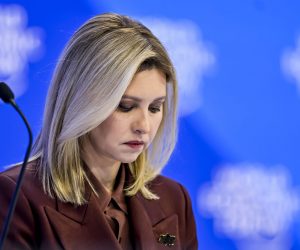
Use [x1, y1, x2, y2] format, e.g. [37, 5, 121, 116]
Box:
[122, 95, 166, 102]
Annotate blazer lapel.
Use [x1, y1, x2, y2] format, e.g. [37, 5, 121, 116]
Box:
[44, 192, 122, 250]
[127, 194, 158, 250]
[127, 194, 180, 250]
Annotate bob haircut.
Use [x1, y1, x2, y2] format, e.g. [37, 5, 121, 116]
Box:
[31, 13, 178, 205]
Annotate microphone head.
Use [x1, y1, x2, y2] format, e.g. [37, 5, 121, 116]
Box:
[0, 82, 15, 103]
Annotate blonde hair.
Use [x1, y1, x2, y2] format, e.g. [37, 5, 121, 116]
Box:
[31, 13, 178, 205]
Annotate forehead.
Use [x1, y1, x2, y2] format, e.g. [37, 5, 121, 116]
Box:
[124, 68, 167, 98]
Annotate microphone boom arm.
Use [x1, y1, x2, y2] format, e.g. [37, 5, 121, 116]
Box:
[0, 84, 33, 250]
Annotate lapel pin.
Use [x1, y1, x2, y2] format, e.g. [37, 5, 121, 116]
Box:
[158, 233, 176, 247]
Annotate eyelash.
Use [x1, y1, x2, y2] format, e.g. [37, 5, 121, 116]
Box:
[117, 103, 162, 113]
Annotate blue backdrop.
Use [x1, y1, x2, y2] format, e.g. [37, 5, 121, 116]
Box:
[1, 1, 300, 249]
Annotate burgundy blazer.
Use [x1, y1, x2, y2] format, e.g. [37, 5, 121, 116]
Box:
[0, 162, 198, 250]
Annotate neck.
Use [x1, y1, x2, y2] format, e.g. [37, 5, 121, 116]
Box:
[88, 159, 121, 194]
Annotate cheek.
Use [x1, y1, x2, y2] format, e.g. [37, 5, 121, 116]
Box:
[90, 116, 118, 142]
[151, 113, 164, 136]
[98, 113, 127, 138]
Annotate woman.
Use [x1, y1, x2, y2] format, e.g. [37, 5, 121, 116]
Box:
[0, 13, 198, 249]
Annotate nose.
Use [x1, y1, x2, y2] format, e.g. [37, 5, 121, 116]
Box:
[132, 110, 150, 135]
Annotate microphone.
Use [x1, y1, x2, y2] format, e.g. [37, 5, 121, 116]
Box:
[0, 82, 33, 250]
[0, 83, 15, 103]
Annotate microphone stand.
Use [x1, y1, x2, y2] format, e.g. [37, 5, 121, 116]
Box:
[0, 91, 33, 249]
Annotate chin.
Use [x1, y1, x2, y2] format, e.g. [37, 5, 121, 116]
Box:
[121, 158, 139, 164]
[119, 154, 140, 164]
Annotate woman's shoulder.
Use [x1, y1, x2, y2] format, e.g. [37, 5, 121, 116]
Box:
[148, 174, 191, 203]
[150, 174, 177, 186]
[0, 160, 50, 204]
[0, 160, 39, 183]
[150, 174, 186, 190]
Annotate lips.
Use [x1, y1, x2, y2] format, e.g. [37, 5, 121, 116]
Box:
[123, 141, 145, 149]
[125, 141, 144, 145]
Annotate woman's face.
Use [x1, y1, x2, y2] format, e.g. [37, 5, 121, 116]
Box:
[84, 68, 167, 164]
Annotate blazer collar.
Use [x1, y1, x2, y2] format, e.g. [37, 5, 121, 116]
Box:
[45, 165, 169, 250]
[55, 193, 89, 224]
[45, 192, 122, 250]
[124, 166, 170, 250]
[127, 193, 166, 250]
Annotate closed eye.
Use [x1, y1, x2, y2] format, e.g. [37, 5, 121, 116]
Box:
[117, 103, 136, 112]
[117, 100, 164, 113]
[149, 104, 163, 113]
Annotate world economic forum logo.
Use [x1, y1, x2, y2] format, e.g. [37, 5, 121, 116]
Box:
[198, 163, 299, 250]
[281, 35, 300, 93]
[0, 4, 43, 99]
